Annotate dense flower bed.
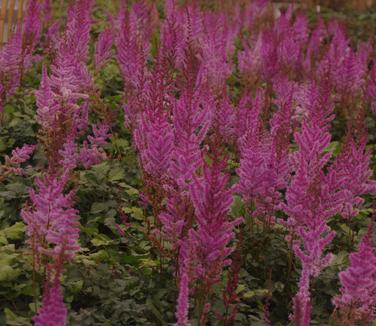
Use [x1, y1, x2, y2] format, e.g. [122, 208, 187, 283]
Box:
[0, 1, 375, 325]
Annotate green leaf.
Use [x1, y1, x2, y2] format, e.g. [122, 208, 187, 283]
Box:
[119, 255, 141, 266]
[0, 191, 18, 200]
[140, 258, 158, 268]
[242, 289, 269, 299]
[2, 222, 25, 240]
[0, 265, 20, 282]
[4, 308, 31, 326]
[0, 233, 8, 245]
[90, 202, 109, 214]
[231, 195, 244, 217]
[324, 141, 341, 156]
[124, 185, 139, 196]
[91, 162, 110, 181]
[123, 207, 144, 221]
[68, 280, 84, 294]
[5, 183, 27, 195]
[87, 250, 110, 262]
[108, 166, 125, 182]
[80, 226, 99, 237]
[111, 138, 129, 149]
[4, 104, 15, 114]
[146, 298, 168, 326]
[91, 234, 113, 246]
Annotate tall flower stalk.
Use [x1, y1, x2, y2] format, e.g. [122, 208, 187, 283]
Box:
[21, 1, 111, 324]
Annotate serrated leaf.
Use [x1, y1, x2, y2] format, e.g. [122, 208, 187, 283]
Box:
[125, 186, 139, 196]
[90, 202, 109, 214]
[0, 265, 19, 282]
[324, 141, 341, 156]
[68, 280, 84, 294]
[91, 162, 110, 181]
[2, 222, 25, 240]
[4, 308, 31, 326]
[146, 298, 168, 326]
[140, 258, 158, 268]
[231, 195, 244, 217]
[88, 249, 110, 262]
[109, 167, 125, 182]
[91, 234, 113, 246]
[242, 289, 269, 299]
[119, 255, 141, 266]
[5, 183, 27, 194]
[123, 207, 144, 221]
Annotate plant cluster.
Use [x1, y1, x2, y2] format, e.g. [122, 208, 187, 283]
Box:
[0, 0, 375, 325]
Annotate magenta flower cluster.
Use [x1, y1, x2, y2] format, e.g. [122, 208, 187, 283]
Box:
[1, 0, 375, 325]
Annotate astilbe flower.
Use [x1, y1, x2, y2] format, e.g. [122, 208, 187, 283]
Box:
[3, 144, 36, 176]
[275, 11, 308, 77]
[129, 51, 175, 172]
[188, 156, 243, 315]
[21, 174, 80, 326]
[65, 0, 93, 64]
[156, 89, 212, 250]
[0, 0, 42, 113]
[33, 280, 67, 326]
[122, 1, 217, 262]
[236, 82, 291, 222]
[32, 1, 92, 252]
[35, 0, 110, 173]
[21, 175, 80, 263]
[317, 22, 370, 97]
[48, 0, 94, 101]
[333, 225, 376, 323]
[368, 60, 376, 114]
[132, 57, 176, 181]
[26, 3, 112, 324]
[282, 83, 344, 326]
[59, 140, 78, 172]
[160, 0, 181, 64]
[116, 3, 157, 124]
[237, 0, 268, 32]
[303, 19, 326, 73]
[89, 123, 111, 147]
[199, 11, 241, 143]
[169, 86, 214, 188]
[94, 28, 114, 69]
[134, 111, 174, 178]
[158, 189, 192, 251]
[198, 11, 238, 93]
[329, 138, 376, 219]
[233, 95, 253, 140]
[54, 0, 93, 94]
[212, 96, 237, 145]
[160, 0, 207, 75]
[238, 8, 307, 85]
[23, 0, 43, 49]
[79, 123, 110, 169]
[283, 74, 375, 323]
[35, 65, 55, 129]
[238, 30, 276, 84]
[43, 21, 61, 55]
[119, 49, 175, 224]
[49, 45, 90, 101]
[36, 61, 88, 170]
[127, 0, 212, 182]
[172, 3, 203, 72]
[41, 0, 53, 27]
